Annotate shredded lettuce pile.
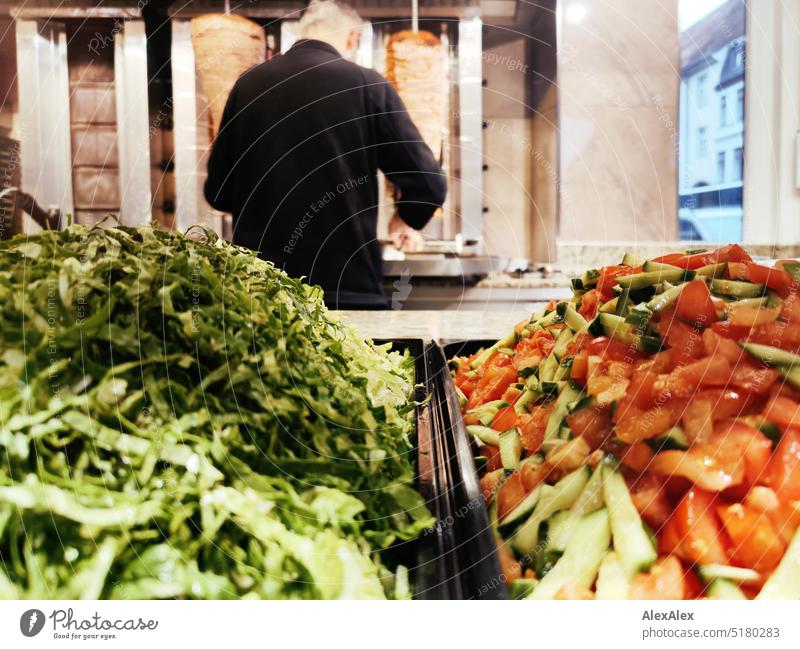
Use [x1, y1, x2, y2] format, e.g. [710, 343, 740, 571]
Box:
[0, 225, 433, 599]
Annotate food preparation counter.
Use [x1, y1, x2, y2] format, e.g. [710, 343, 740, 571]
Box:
[338, 309, 539, 341]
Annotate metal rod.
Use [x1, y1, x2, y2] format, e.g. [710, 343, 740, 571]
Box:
[224, 0, 231, 15]
[411, 0, 418, 31]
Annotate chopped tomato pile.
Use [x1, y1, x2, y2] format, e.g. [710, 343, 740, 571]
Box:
[451, 245, 800, 600]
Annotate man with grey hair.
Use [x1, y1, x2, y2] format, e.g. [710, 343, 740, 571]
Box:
[205, 0, 446, 309]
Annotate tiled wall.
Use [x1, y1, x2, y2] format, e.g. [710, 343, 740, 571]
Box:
[558, 0, 680, 243]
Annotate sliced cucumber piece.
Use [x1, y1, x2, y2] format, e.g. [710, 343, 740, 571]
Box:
[466, 425, 500, 447]
[698, 564, 761, 584]
[757, 525, 800, 599]
[514, 389, 538, 415]
[500, 485, 542, 528]
[598, 312, 661, 354]
[621, 252, 644, 267]
[603, 465, 657, 576]
[581, 268, 600, 287]
[642, 260, 680, 273]
[710, 278, 766, 298]
[646, 282, 687, 313]
[707, 579, 747, 600]
[551, 327, 574, 360]
[508, 578, 538, 599]
[560, 302, 589, 332]
[570, 463, 606, 516]
[615, 268, 695, 290]
[470, 330, 518, 369]
[538, 352, 559, 383]
[499, 428, 522, 470]
[782, 366, 800, 390]
[454, 384, 467, 408]
[545, 510, 575, 553]
[695, 262, 727, 278]
[596, 551, 629, 600]
[741, 342, 800, 369]
[647, 425, 690, 451]
[511, 466, 591, 556]
[528, 509, 611, 600]
[599, 297, 619, 313]
[544, 382, 584, 440]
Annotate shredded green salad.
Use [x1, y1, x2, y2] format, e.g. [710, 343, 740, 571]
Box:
[0, 225, 433, 599]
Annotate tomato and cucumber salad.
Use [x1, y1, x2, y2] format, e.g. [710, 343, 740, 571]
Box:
[450, 245, 800, 600]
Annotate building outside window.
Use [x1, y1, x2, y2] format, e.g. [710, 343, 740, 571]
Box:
[678, 0, 745, 242]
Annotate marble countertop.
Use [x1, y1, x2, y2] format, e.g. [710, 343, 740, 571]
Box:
[338, 309, 536, 341]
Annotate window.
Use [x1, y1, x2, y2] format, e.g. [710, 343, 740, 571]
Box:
[697, 73, 707, 107]
[698, 127, 707, 158]
[737, 87, 744, 122]
[678, 0, 746, 242]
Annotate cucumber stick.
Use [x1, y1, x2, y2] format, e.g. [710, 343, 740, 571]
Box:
[595, 551, 630, 600]
[499, 429, 522, 470]
[511, 466, 590, 555]
[602, 465, 657, 576]
[470, 331, 518, 369]
[698, 563, 761, 585]
[466, 425, 500, 447]
[707, 579, 747, 600]
[528, 509, 611, 600]
[500, 485, 541, 528]
[544, 383, 583, 440]
[757, 525, 800, 599]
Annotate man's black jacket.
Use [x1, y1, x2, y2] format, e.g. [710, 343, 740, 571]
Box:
[204, 39, 447, 308]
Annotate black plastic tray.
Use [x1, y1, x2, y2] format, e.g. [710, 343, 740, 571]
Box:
[426, 342, 509, 599]
[375, 339, 460, 599]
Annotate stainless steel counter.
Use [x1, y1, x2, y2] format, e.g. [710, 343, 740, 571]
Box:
[338, 309, 538, 341]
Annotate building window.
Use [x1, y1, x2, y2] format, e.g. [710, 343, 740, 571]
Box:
[734, 147, 743, 180]
[678, 0, 746, 242]
[737, 87, 744, 122]
[698, 127, 707, 158]
[697, 73, 706, 107]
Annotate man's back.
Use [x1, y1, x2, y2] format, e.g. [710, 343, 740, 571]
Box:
[205, 39, 446, 308]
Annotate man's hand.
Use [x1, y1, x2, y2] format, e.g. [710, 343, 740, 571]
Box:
[387, 213, 423, 251]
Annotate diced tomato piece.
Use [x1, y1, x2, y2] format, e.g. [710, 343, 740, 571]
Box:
[727, 261, 750, 280]
[649, 439, 745, 492]
[479, 469, 504, 504]
[749, 321, 800, 351]
[520, 461, 549, 491]
[459, 378, 477, 397]
[658, 308, 705, 368]
[492, 405, 518, 433]
[764, 395, 800, 429]
[675, 280, 718, 328]
[628, 556, 686, 600]
[596, 265, 638, 301]
[702, 327, 744, 363]
[746, 262, 793, 293]
[586, 335, 645, 362]
[651, 252, 689, 267]
[480, 444, 503, 472]
[466, 364, 518, 409]
[682, 398, 714, 443]
[512, 336, 543, 372]
[715, 421, 773, 487]
[654, 355, 732, 399]
[500, 385, 523, 405]
[717, 503, 786, 573]
[627, 472, 671, 529]
[497, 471, 527, 520]
[653, 244, 751, 271]
[497, 540, 522, 583]
[566, 405, 613, 450]
[621, 442, 655, 474]
[768, 425, 800, 502]
[727, 304, 780, 328]
[711, 320, 752, 341]
[614, 404, 677, 444]
[729, 362, 779, 394]
[571, 349, 589, 382]
[695, 388, 754, 420]
[666, 487, 729, 565]
[578, 288, 600, 319]
[517, 404, 552, 452]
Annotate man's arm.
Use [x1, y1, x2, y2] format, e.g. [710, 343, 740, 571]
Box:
[204, 86, 239, 213]
[369, 73, 447, 230]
